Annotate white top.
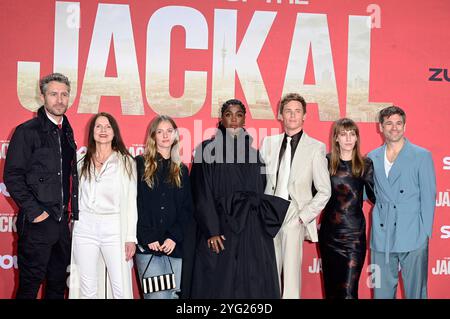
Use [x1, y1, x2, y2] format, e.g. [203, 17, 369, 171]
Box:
[79, 152, 120, 214]
[384, 149, 394, 177]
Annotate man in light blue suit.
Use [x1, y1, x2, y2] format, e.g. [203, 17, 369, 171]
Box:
[368, 106, 436, 299]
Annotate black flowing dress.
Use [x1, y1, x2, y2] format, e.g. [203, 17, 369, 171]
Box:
[318, 155, 375, 299]
[188, 125, 289, 299]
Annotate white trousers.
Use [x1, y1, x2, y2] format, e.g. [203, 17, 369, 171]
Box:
[72, 212, 124, 299]
[274, 219, 305, 299]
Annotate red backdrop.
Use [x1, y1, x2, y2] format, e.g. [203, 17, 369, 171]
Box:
[1, 0, 449, 298]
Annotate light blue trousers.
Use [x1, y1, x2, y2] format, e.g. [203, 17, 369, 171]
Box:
[371, 240, 428, 299]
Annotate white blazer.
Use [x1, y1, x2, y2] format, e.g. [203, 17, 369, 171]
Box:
[260, 132, 331, 242]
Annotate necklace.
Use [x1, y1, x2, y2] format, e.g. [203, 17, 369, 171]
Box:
[95, 152, 111, 166]
[93, 152, 113, 181]
[94, 161, 109, 182]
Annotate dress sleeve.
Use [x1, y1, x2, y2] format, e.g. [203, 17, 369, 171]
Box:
[190, 143, 222, 238]
[363, 158, 376, 204]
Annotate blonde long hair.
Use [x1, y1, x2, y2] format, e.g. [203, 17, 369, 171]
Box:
[330, 118, 365, 177]
[142, 115, 182, 188]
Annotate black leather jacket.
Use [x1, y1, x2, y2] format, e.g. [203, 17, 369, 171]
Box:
[4, 106, 79, 227]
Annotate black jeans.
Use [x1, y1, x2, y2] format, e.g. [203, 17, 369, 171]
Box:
[16, 214, 71, 299]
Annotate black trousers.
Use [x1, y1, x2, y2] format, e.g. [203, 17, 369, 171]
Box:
[16, 214, 71, 299]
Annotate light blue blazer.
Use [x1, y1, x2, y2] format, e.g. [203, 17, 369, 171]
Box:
[368, 138, 436, 261]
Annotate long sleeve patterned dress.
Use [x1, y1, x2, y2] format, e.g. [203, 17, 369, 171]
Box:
[318, 155, 375, 299]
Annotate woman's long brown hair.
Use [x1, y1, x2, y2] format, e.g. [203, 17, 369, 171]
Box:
[80, 112, 133, 180]
[330, 118, 365, 177]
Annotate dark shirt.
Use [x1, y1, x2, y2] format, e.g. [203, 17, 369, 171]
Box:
[51, 119, 74, 209]
[277, 130, 303, 171]
[276, 130, 303, 194]
[135, 154, 193, 258]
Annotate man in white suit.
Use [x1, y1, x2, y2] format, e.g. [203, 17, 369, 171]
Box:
[260, 93, 331, 299]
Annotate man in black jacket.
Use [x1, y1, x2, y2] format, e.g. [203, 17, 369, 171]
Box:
[4, 73, 79, 299]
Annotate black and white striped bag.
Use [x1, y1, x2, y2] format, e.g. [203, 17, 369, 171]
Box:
[141, 255, 176, 294]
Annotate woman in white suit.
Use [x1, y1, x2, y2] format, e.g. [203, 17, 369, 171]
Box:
[69, 112, 137, 299]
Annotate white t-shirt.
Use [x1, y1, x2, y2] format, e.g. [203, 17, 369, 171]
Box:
[384, 149, 394, 177]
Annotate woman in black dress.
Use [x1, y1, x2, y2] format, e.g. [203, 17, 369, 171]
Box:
[318, 118, 375, 299]
[188, 99, 289, 298]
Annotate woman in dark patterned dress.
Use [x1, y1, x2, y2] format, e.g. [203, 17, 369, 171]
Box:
[318, 118, 375, 299]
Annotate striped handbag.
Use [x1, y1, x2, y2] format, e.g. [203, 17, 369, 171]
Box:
[141, 255, 176, 294]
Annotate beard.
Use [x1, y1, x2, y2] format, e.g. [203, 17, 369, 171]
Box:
[46, 103, 68, 116]
[385, 131, 404, 143]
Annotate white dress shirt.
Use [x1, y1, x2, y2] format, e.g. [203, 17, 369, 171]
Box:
[79, 152, 120, 214]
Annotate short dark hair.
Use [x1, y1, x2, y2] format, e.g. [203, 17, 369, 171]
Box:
[378, 105, 406, 124]
[39, 73, 71, 95]
[279, 93, 306, 114]
[221, 99, 246, 116]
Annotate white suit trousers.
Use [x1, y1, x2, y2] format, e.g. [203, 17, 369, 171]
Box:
[72, 212, 124, 299]
[274, 220, 305, 299]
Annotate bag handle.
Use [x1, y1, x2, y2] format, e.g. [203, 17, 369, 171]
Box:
[142, 254, 174, 278]
[166, 255, 174, 273]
